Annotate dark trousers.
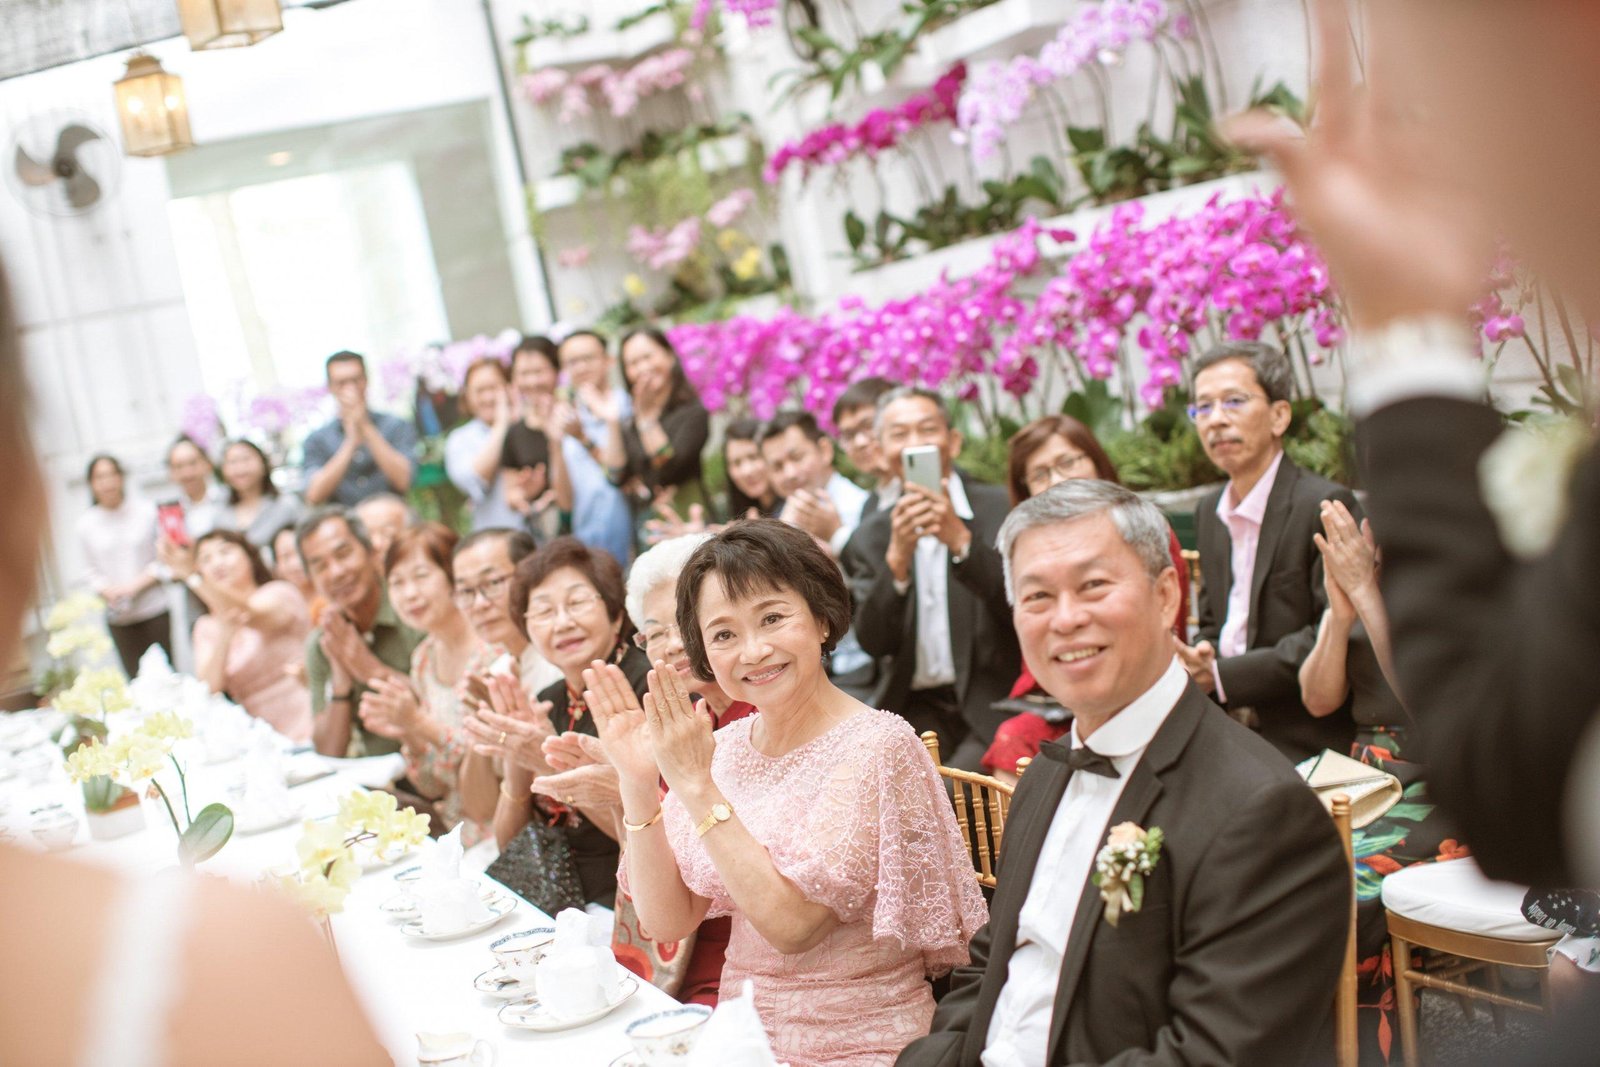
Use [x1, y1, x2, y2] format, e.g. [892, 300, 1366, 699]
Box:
[901, 685, 986, 771]
[109, 612, 172, 678]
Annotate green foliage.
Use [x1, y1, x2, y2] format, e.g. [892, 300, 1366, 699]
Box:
[1284, 402, 1356, 487]
[511, 12, 589, 48]
[34, 661, 79, 699]
[80, 773, 125, 813]
[178, 802, 234, 867]
[556, 119, 754, 194]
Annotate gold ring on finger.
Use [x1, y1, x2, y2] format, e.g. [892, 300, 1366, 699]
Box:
[498, 730, 507, 745]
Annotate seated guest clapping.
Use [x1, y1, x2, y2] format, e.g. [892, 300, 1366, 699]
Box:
[841, 387, 1020, 771]
[900, 481, 1347, 1067]
[469, 537, 647, 907]
[188, 529, 313, 742]
[297, 506, 421, 757]
[599, 520, 987, 1067]
[359, 523, 500, 845]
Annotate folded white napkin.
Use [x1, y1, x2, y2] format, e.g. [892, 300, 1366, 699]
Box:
[416, 826, 490, 933]
[535, 907, 622, 1019]
[688, 980, 781, 1067]
[240, 732, 294, 819]
[201, 695, 253, 764]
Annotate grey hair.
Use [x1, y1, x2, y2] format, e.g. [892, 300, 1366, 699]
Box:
[1192, 341, 1294, 405]
[997, 480, 1173, 602]
[354, 491, 417, 523]
[294, 505, 372, 561]
[625, 532, 713, 629]
[874, 385, 950, 432]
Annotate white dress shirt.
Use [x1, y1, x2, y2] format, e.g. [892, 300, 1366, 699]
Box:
[982, 657, 1189, 1067]
[1216, 449, 1284, 662]
[903, 472, 974, 690]
[825, 471, 871, 556]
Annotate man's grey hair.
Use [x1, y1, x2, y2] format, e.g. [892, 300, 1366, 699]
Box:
[874, 385, 950, 432]
[294, 505, 372, 561]
[997, 480, 1174, 602]
[354, 492, 417, 523]
[1191, 341, 1294, 405]
[625, 532, 713, 629]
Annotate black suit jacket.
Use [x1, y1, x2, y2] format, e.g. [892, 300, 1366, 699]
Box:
[898, 683, 1348, 1067]
[1359, 397, 1600, 887]
[841, 475, 1020, 744]
[1195, 455, 1358, 763]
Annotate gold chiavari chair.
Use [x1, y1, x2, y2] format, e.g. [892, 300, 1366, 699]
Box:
[1330, 793, 1358, 1067]
[1180, 548, 1202, 632]
[921, 731, 1019, 889]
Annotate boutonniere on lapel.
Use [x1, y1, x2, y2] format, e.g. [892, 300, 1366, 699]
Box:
[1091, 822, 1164, 927]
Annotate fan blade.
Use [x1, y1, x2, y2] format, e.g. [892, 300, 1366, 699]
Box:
[14, 145, 56, 187]
[63, 170, 101, 210]
[55, 123, 103, 162]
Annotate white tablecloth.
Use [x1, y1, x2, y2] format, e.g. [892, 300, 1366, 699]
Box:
[0, 732, 676, 1066]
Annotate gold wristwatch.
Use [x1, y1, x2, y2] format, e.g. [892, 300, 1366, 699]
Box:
[693, 802, 734, 838]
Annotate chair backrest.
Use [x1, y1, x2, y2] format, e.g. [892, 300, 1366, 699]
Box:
[1330, 793, 1358, 1067]
[1181, 549, 1202, 632]
[922, 731, 1016, 888]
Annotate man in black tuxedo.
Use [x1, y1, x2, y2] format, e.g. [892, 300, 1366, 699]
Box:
[898, 480, 1347, 1067]
[841, 387, 1019, 771]
[1177, 342, 1359, 764]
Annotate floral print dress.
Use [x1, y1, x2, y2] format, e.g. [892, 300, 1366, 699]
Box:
[406, 636, 499, 848]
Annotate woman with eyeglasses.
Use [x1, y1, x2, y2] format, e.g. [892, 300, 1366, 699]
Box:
[464, 536, 647, 907]
[981, 415, 1192, 783]
[358, 522, 499, 844]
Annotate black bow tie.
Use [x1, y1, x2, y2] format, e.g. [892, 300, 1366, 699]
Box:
[1066, 747, 1121, 779]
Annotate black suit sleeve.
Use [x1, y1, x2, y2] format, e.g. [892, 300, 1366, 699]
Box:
[841, 521, 910, 660]
[652, 401, 709, 488]
[1360, 397, 1600, 885]
[1193, 492, 1225, 648]
[1213, 486, 1360, 713]
[1082, 779, 1347, 1067]
[951, 533, 1011, 634]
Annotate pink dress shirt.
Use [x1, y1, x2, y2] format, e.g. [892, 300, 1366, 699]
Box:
[1212, 451, 1285, 698]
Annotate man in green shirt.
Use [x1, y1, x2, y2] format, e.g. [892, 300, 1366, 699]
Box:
[296, 506, 422, 757]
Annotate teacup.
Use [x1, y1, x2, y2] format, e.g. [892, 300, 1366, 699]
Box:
[415, 1032, 494, 1066]
[489, 927, 554, 980]
[626, 1005, 713, 1065]
[31, 808, 79, 851]
[534, 948, 613, 1020]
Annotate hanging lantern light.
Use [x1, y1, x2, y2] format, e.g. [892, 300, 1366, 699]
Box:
[113, 53, 194, 158]
[177, 0, 284, 50]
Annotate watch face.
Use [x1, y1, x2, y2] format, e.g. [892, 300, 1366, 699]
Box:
[713, 803, 731, 820]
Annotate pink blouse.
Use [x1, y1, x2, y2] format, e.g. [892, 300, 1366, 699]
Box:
[190, 581, 312, 742]
[650, 708, 987, 1067]
[406, 637, 499, 848]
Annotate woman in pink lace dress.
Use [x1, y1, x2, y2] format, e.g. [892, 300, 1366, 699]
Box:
[594, 519, 987, 1066]
[188, 530, 313, 742]
[359, 523, 500, 845]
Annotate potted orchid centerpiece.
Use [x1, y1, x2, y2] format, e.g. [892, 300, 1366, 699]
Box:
[65, 711, 234, 865]
[278, 790, 431, 922]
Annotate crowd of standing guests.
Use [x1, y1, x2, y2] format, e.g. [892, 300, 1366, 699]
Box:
[70, 330, 1478, 1065]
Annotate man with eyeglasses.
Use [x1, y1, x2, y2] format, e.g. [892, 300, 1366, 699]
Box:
[450, 528, 561, 694]
[1177, 342, 1360, 763]
[842, 387, 1020, 771]
[832, 376, 898, 516]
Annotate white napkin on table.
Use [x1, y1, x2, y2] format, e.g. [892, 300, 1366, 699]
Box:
[200, 695, 253, 764]
[534, 907, 622, 1019]
[240, 732, 294, 820]
[415, 825, 490, 933]
[688, 980, 781, 1067]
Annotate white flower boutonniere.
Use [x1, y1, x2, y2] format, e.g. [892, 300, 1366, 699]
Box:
[1091, 822, 1164, 927]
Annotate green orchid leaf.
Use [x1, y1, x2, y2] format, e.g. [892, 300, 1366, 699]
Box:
[1128, 872, 1145, 912]
[178, 803, 234, 866]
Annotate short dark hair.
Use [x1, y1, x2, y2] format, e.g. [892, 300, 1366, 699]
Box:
[325, 350, 366, 378]
[166, 434, 214, 472]
[1192, 341, 1294, 405]
[756, 409, 825, 449]
[463, 356, 509, 390]
[509, 536, 629, 642]
[454, 527, 536, 567]
[269, 522, 299, 566]
[619, 327, 698, 412]
[511, 336, 559, 374]
[1006, 415, 1118, 507]
[384, 521, 460, 579]
[294, 505, 372, 563]
[86, 453, 123, 507]
[558, 329, 609, 355]
[875, 385, 951, 431]
[221, 438, 279, 503]
[194, 528, 273, 587]
[831, 376, 896, 427]
[722, 417, 770, 517]
[676, 518, 852, 683]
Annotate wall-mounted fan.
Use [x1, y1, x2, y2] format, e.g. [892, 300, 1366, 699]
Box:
[5, 111, 121, 218]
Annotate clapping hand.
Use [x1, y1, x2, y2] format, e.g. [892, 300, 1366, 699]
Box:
[643, 660, 715, 799]
[461, 673, 556, 774]
[643, 500, 709, 545]
[358, 675, 424, 741]
[157, 535, 196, 581]
[579, 383, 620, 424]
[1315, 500, 1379, 622]
[320, 612, 389, 686]
[781, 488, 842, 544]
[544, 731, 608, 771]
[1174, 637, 1218, 694]
[584, 661, 658, 791]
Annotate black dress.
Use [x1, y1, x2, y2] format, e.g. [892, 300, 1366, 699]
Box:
[535, 643, 650, 908]
[619, 399, 710, 527]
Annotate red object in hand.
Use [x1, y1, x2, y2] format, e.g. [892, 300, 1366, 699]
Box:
[156, 501, 190, 547]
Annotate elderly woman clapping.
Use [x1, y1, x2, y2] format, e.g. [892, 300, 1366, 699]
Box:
[588, 519, 986, 1066]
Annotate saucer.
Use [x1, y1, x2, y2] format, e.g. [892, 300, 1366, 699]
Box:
[393, 864, 423, 884]
[382, 883, 504, 922]
[473, 964, 536, 1000]
[607, 1054, 646, 1067]
[233, 804, 301, 837]
[498, 976, 639, 1032]
[400, 895, 516, 941]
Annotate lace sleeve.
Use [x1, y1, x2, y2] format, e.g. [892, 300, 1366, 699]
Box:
[765, 716, 988, 975]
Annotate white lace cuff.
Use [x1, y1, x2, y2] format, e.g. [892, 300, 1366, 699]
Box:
[1346, 316, 1487, 418]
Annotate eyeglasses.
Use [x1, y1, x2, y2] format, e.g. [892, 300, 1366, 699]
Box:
[452, 573, 512, 607]
[1186, 393, 1264, 422]
[838, 421, 876, 445]
[632, 622, 681, 652]
[525, 591, 603, 626]
[1025, 452, 1094, 491]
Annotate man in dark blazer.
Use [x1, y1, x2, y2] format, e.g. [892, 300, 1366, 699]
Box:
[899, 480, 1347, 1067]
[841, 387, 1020, 771]
[1178, 342, 1359, 764]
